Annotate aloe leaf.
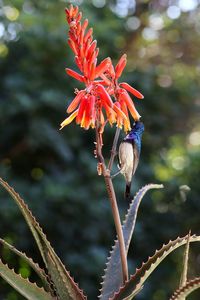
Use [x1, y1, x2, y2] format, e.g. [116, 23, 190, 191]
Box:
[170, 277, 200, 300]
[111, 234, 200, 300]
[100, 184, 163, 300]
[0, 177, 86, 300]
[179, 231, 191, 289]
[0, 238, 51, 293]
[0, 259, 54, 300]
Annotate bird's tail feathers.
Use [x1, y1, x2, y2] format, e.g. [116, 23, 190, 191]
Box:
[125, 182, 131, 200]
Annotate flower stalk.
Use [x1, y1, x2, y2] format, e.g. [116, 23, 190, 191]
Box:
[95, 124, 128, 284]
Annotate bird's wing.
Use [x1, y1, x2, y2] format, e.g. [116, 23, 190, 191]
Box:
[132, 142, 140, 177]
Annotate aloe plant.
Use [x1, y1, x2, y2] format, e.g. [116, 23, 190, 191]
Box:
[0, 5, 199, 300]
[0, 178, 200, 299]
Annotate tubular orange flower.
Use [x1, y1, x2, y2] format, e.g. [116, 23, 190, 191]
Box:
[96, 84, 113, 108]
[65, 68, 85, 83]
[67, 90, 85, 113]
[118, 90, 141, 121]
[95, 58, 111, 78]
[61, 5, 144, 132]
[75, 96, 88, 125]
[119, 82, 144, 99]
[115, 54, 127, 79]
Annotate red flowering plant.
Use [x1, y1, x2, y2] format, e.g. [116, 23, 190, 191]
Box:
[60, 5, 143, 133]
[0, 5, 200, 300]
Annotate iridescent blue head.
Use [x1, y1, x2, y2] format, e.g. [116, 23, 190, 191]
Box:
[123, 121, 144, 153]
[132, 121, 145, 134]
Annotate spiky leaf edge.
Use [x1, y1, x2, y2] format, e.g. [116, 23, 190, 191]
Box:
[179, 230, 191, 289]
[0, 177, 86, 300]
[99, 184, 163, 300]
[170, 277, 200, 300]
[0, 259, 55, 300]
[0, 238, 52, 294]
[111, 234, 200, 300]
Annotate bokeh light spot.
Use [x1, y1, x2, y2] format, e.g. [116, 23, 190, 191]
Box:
[156, 203, 169, 213]
[149, 14, 164, 30]
[4, 6, 19, 21]
[189, 131, 200, 146]
[167, 6, 181, 19]
[31, 168, 44, 180]
[92, 0, 106, 8]
[0, 43, 9, 57]
[142, 27, 158, 41]
[178, 0, 198, 12]
[0, 22, 5, 38]
[171, 156, 189, 170]
[126, 16, 140, 31]
[157, 74, 172, 88]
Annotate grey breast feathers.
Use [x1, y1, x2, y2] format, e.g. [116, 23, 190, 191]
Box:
[118, 141, 134, 184]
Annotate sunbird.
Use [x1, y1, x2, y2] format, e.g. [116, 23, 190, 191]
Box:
[118, 121, 144, 199]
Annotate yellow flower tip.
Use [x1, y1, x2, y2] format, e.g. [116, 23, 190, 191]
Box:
[60, 109, 78, 129]
[116, 123, 123, 129]
[134, 114, 141, 122]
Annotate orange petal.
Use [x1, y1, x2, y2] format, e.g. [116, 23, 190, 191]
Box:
[97, 84, 113, 108]
[76, 97, 87, 124]
[69, 4, 73, 18]
[75, 56, 82, 71]
[115, 54, 127, 79]
[114, 102, 124, 129]
[89, 95, 96, 125]
[83, 58, 89, 77]
[84, 28, 93, 44]
[77, 21, 81, 35]
[65, 8, 70, 17]
[82, 18, 88, 32]
[122, 91, 141, 121]
[103, 102, 116, 125]
[99, 73, 112, 86]
[120, 100, 129, 118]
[95, 57, 111, 78]
[60, 109, 78, 129]
[83, 99, 92, 129]
[119, 82, 144, 99]
[86, 40, 97, 60]
[100, 111, 105, 126]
[65, 68, 85, 83]
[68, 39, 78, 55]
[89, 59, 97, 81]
[76, 12, 82, 22]
[113, 102, 128, 120]
[72, 6, 79, 18]
[67, 90, 85, 113]
[80, 111, 86, 128]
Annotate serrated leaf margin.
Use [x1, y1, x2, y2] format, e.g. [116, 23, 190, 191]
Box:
[0, 258, 55, 300]
[0, 238, 52, 294]
[111, 234, 200, 300]
[170, 277, 200, 300]
[0, 177, 86, 300]
[100, 184, 163, 300]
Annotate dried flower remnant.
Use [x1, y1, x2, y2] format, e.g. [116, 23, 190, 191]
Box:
[60, 5, 144, 132]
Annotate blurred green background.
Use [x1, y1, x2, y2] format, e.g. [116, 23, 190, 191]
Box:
[0, 0, 200, 299]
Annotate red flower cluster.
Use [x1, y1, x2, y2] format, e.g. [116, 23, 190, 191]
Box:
[60, 5, 144, 132]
